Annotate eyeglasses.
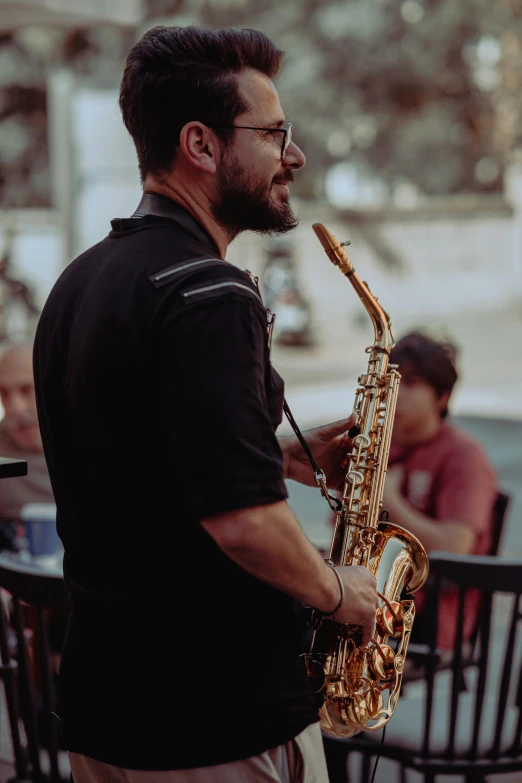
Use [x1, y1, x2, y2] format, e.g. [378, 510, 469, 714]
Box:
[209, 122, 293, 160]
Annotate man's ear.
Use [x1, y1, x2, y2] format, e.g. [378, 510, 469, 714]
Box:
[179, 121, 219, 175]
[437, 390, 451, 415]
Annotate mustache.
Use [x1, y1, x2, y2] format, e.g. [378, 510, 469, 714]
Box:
[272, 171, 294, 185]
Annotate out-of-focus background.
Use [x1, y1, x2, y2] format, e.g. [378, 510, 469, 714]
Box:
[1, 0, 520, 537]
[0, 3, 521, 780]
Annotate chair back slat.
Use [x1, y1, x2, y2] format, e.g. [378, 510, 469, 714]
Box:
[489, 491, 511, 557]
[509, 647, 522, 757]
[421, 554, 522, 767]
[37, 608, 61, 779]
[13, 598, 42, 777]
[469, 593, 493, 759]
[509, 608, 522, 756]
[489, 593, 521, 758]
[446, 585, 466, 758]
[0, 593, 29, 779]
[439, 587, 466, 759]
[466, 491, 511, 656]
[421, 572, 441, 758]
[0, 557, 69, 782]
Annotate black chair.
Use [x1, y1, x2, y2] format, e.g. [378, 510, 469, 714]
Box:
[324, 552, 522, 783]
[0, 556, 69, 782]
[403, 490, 511, 685]
[488, 491, 511, 558]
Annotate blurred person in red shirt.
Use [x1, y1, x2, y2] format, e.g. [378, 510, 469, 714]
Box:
[383, 332, 497, 649]
[0, 342, 54, 552]
[326, 331, 497, 649]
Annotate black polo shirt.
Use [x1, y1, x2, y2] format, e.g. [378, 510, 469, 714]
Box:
[33, 196, 318, 770]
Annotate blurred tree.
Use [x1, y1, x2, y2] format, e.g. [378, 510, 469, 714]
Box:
[3, 0, 522, 206]
[0, 25, 130, 208]
[144, 0, 522, 199]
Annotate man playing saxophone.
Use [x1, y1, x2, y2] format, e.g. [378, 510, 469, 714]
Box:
[33, 25, 378, 783]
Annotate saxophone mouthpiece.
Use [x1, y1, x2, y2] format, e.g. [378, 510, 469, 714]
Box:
[312, 223, 354, 275]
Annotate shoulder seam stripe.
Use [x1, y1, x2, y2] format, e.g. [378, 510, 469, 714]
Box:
[151, 257, 221, 283]
[181, 281, 262, 303]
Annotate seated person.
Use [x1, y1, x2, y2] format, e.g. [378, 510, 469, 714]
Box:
[383, 332, 497, 650]
[0, 342, 66, 725]
[0, 342, 54, 552]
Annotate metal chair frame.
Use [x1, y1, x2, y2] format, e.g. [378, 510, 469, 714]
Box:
[324, 551, 522, 783]
[0, 557, 69, 783]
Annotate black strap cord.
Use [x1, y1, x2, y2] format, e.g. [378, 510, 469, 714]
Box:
[283, 399, 324, 477]
[370, 725, 386, 783]
[283, 399, 343, 513]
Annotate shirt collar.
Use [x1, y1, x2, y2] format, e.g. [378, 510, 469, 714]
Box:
[112, 191, 220, 256]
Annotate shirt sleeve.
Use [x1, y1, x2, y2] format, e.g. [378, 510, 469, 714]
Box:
[433, 441, 497, 537]
[153, 290, 288, 519]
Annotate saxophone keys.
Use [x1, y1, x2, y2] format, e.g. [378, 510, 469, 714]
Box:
[370, 644, 396, 681]
[348, 687, 383, 723]
[352, 433, 371, 450]
[394, 654, 405, 675]
[376, 601, 404, 638]
[349, 691, 369, 725]
[367, 687, 384, 719]
[346, 470, 364, 486]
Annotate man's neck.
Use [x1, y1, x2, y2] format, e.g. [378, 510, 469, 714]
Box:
[142, 176, 229, 258]
[394, 416, 444, 448]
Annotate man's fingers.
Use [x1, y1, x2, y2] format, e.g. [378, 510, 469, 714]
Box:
[361, 620, 376, 647]
[319, 415, 357, 441]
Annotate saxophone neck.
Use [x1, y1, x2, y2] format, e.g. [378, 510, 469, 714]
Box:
[312, 223, 354, 275]
[313, 223, 395, 355]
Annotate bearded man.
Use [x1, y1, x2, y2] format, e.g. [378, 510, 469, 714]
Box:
[33, 26, 377, 783]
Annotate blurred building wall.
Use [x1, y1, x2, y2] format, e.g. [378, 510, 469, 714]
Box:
[228, 194, 521, 344]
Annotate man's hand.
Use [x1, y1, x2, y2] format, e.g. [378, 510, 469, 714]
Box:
[332, 565, 378, 646]
[282, 415, 357, 489]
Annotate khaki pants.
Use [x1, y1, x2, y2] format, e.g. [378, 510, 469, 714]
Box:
[68, 722, 329, 783]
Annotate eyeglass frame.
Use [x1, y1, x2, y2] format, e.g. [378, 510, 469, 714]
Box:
[208, 122, 293, 160]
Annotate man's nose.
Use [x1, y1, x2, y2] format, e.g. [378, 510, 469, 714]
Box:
[284, 141, 306, 170]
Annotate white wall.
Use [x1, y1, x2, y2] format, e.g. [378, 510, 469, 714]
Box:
[71, 88, 141, 257]
[287, 200, 519, 344]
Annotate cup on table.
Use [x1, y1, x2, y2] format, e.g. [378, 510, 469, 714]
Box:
[20, 503, 62, 570]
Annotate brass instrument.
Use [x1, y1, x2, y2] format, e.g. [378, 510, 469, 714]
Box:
[306, 223, 429, 737]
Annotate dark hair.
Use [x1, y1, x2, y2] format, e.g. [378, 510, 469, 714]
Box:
[389, 332, 458, 418]
[119, 26, 284, 181]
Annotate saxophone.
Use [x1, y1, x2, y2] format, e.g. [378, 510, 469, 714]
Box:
[305, 224, 429, 738]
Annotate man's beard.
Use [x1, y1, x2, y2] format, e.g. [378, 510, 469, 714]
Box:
[211, 153, 298, 239]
